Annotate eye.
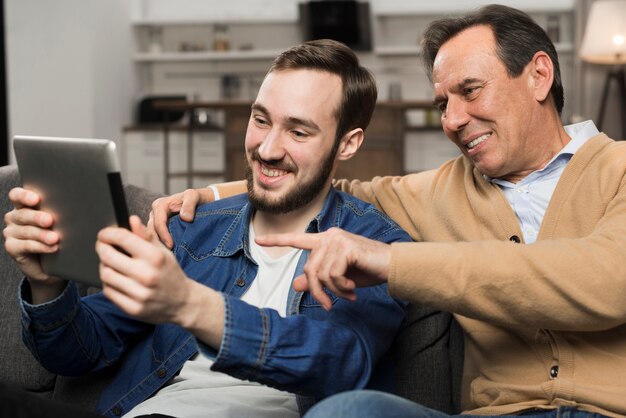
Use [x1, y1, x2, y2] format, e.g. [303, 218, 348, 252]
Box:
[291, 130, 308, 139]
[253, 115, 269, 127]
[463, 86, 481, 98]
[436, 101, 447, 114]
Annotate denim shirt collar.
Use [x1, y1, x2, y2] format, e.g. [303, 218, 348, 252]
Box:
[214, 187, 341, 258]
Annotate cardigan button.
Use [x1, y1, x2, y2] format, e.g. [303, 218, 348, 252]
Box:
[509, 235, 521, 243]
[235, 278, 246, 287]
[157, 368, 167, 378]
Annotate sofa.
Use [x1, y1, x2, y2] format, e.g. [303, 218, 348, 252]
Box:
[0, 164, 463, 414]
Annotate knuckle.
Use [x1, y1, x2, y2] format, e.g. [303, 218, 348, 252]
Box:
[7, 187, 20, 201]
[126, 304, 142, 317]
[4, 237, 16, 253]
[151, 251, 167, 268]
[25, 240, 41, 254]
[143, 270, 160, 287]
[99, 265, 111, 281]
[135, 289, 151, 303]
[302, 264, 316, 276]
[183, 189, 196, 199]
[151, 198, 163, 210]
[328, 227, 343, 236]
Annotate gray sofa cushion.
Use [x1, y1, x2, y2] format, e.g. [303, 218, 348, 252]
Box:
[391, 304, 463, 413]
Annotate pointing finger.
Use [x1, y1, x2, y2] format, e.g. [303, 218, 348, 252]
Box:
[256, 232, 320, 250]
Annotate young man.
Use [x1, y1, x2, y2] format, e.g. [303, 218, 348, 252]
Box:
[151, 5, 626, 418]
[3, 40, 410, 418]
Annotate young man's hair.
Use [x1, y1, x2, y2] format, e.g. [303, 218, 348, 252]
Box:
[268, 39, 378, 145]
[421, 4, 564, 115]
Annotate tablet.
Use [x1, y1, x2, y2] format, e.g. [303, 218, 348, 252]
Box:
[13, 135, 130, 287]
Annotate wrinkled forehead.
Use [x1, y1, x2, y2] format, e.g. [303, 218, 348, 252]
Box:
[432, 25, 499, 85]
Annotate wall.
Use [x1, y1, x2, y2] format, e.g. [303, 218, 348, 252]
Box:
[5, 0, 134, 164]
[576, 0, 622, 139]
[128, 0, 621, 140]
[4, 0, 621, 167]
[131, 0, 575, 19]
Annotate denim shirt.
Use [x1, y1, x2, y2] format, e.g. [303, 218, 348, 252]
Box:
[20, 188, 410, 417]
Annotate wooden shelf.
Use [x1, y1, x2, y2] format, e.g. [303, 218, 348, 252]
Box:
[134, 49, 284, 63]
[374, 43, 572, 56]
[405, 125, 442, 132]
[373, 1, 575, 16]
[375, 45, 422, 57]
[131, 17, 296, 26]
[124, 124, 223, 132]
[168, 171, 224, 178]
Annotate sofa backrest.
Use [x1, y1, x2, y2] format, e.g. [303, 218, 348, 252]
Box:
[0, 165, 57, 392]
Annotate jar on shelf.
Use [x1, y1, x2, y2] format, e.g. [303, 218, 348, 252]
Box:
[213, 24, 231, 51]
[148, 27, 163, 53]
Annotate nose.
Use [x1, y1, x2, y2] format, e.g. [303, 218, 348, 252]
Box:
[442, 96, 470, 133]
[257, 128, 286, 162]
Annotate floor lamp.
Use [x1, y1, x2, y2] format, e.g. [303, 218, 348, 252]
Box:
[579, 0, 626, 140]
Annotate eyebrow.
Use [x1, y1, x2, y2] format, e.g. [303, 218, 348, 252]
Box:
[433, 77, 483, 104]
[251, 102, 321, 132]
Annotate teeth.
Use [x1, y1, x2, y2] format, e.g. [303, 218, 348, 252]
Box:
[467, 133, 491, 149]
[261, 165, 287, 177]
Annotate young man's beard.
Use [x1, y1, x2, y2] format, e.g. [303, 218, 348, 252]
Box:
[246, 144, 338, 214]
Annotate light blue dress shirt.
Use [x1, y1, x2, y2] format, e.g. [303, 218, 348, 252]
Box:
[488, 120, 600, 243]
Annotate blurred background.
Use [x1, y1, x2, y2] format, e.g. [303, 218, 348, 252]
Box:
[1, 0, 623, 193]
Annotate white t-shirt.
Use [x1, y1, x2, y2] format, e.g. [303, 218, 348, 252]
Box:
[123, 224, 303, 418]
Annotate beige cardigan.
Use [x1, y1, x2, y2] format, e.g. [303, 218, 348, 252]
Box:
[335, 134, 626, 417]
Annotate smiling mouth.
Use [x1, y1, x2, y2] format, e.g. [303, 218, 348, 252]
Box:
[467, 133, 492, 150]
[260, 164, 289, 177]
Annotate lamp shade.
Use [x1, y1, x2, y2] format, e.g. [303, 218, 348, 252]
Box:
[579, 0, 626, 64]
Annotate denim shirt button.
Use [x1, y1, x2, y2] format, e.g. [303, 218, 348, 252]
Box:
[157, 368, 167, 378]
[112, 406, 122, 416]
[235, 278, 246, 287]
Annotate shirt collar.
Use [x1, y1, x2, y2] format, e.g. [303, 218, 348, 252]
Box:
[216, 188, 340, 257]
[560, 119, 599, 157]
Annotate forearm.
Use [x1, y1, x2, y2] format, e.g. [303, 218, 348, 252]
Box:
[213, 180, 247, 200]
[389, 235, 626, 331]
[208, 288, 405, 398]
[21, 281, 149, 375]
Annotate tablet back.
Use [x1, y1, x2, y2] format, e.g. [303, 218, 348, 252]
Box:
[13, 135, 130, 287]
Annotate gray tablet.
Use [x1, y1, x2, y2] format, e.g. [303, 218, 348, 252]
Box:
[13, 135, 130, 287]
